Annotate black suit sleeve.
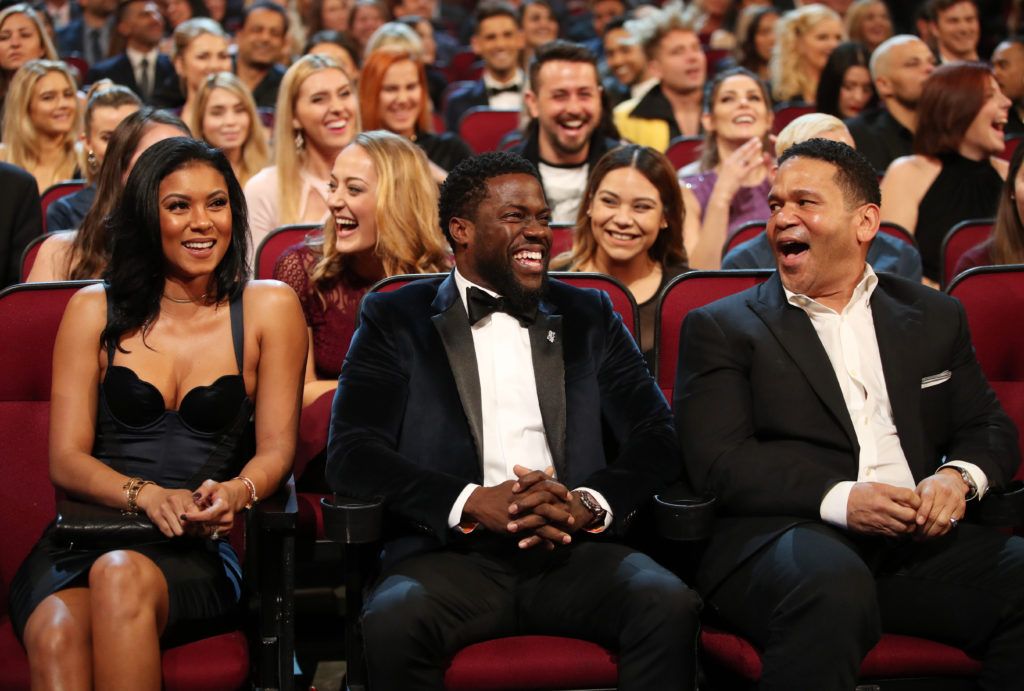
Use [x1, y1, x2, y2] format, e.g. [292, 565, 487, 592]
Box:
[943, 299, 1020, 486]
[675, 307, 851, 517]
[580, 293, 682, 528]
[325, 293, 472, 542]
[0, 165, 42, 288]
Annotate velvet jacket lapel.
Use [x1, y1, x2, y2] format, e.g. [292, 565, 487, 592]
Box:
[750, 273, 859, 454]
[431, 274, 485, 464]
[528, 301, 567, 481]
[429, 272, 569, 481]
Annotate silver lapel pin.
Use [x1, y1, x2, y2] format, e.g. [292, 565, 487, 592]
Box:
[547, 330, 556, 343]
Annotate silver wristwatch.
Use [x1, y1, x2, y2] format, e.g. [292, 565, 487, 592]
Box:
[949, 466, 979, 501]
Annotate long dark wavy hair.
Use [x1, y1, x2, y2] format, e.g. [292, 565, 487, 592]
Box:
[101, 137, 250, 352]
[67, 108, 190, 280]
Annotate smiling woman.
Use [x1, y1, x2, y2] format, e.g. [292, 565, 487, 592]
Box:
[0, 59, 80, 192]
[189, 71, 269, 187]
[244, 53, 360, 255]
[273, 130, 450, 406]
[9, 137, 306, 690]
[0, 4, 58, 105]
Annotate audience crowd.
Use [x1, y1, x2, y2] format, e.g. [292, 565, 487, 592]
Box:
[3, 0, 1024, 687]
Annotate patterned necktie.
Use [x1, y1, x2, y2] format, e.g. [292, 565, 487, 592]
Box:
[138, 57, 150, 100]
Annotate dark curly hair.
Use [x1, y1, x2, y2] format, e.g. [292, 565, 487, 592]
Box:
[778, 137, 881, 208]
[101, 137, 250, 352]
[438, 152, 543, 246]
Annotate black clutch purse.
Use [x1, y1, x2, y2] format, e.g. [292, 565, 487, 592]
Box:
[54, 499, 166, 549]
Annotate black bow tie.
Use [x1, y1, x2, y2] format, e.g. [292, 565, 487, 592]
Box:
[466, 286, 536, 327]
[487, 84, 520, 97]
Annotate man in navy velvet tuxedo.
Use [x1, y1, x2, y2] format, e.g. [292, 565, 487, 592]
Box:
[326, 152, 700, 689]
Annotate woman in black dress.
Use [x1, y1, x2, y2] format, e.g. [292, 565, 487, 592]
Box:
[10, 138, 306, 689]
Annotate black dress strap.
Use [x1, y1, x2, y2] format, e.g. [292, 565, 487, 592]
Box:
[103, 282, 117, 365]
[229, 286, 245, 373]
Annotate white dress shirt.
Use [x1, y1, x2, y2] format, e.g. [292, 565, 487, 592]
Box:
[447, 269, 612, 530]
[126, 47, 159, 96]
[483, 69, 525, 111]
[784, 266, 988, 528]
[537, 162, 589, 225]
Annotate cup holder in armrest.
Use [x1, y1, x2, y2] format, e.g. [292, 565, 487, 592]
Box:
[321, 495, 384, 544]
[653, 494, 716, 542]
[970, 480, 1024, 527]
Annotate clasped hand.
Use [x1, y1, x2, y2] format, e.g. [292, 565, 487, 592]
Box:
[463, 465, 594, 551]
[847, 469, 968, 540]
[136, 478, 239, 539]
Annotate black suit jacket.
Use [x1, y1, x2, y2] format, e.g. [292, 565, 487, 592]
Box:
[85, 53, 176, 105]
[327, 273, 681, 563]
[444, 80, 489, 134]
[0, 162, 42, 288]
[674, 271, 1019, 594]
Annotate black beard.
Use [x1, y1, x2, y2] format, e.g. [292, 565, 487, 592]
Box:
[475, 250, 548, 315]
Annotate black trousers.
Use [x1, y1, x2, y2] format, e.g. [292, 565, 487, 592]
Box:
[709, 522, 1024, 691]
[361, 539, 702, 690]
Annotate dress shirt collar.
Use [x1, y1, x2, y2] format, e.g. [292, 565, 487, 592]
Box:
[784, 264, 878, 316]
[454, 267, 498, 317]
[126, 46, 159, 69]
[482, 69, 524, 92]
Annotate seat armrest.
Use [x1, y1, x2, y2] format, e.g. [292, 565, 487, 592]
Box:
[969, 480, 1024, 527]
[321, 495, 384, 545]
[246, 476, 297, 691]
[653, 489, 716, 542]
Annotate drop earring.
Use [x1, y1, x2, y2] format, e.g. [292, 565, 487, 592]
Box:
[87, 149, 98, 173]
[294, 130, 305, 150]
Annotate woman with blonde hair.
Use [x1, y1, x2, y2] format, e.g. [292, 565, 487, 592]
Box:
[244, 53, 359, 254]
[0, 59, 80, 192]
[845, 0, 892, 54]
[165, 17, 231, 124]
[274, 130, 450, 406]
[770, 3, 843, 104]
[189, 72, 269, 187]
[46, 80, 141, 232]
[0, 4, 58, 105]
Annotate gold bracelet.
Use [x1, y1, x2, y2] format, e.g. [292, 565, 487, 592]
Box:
[121, 477, 153, 515]
[234, 476, 258, 510]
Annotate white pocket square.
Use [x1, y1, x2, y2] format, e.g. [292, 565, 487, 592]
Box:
[921, 370, 952, 388]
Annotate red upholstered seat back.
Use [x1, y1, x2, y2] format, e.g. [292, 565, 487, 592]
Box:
[942, 218, 994, 288]
[723, 220, 767, 258]
[40, 180, 86, 233]
[878, 221, 915, 247]
[550, 224, 573, 259]
[254, 224, 322, 280]
[656, 271, 772, 400]
[947, 265, 1024, 478]
[459, 108, 520, 154]
[0, 282, 94, 608]
[666, 136, 703, 170]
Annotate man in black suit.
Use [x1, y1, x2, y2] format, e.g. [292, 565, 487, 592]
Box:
[445, 1, 525, 133]
[85, 0, 173, 104]
[327, 152, 700, 690]
[0, 162, 41, 288]
[55, 0, 117, 66]
[233, 1, 287, 110]
[676, 138, 1024, 690]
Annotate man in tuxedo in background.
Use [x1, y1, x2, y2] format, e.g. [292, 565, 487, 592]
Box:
[327, 152, 699, 690]
[676, 138, 1024, 690]
[0, 162, 41, 289]
[85, 0, 172, 104]
[444, 1, 525, 132]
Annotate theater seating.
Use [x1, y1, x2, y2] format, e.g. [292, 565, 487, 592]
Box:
[772, 102, 816, 135]
[19, 235, 47, 282]
[657, 270, 995, 691]
[722, 220, 767, 258]
[941, 218, 994, 288]
[879, 221, 916, 247]
[39, 179, 85, 234]
[254, 223, 322, 280]
[666, 135, 703, 170]
[459, 108, 520, 154]
[0, 282, 296, 691]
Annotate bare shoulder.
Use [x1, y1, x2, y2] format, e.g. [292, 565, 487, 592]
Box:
[61, 282, 107, 333]
[30, 231, 76, 277]
[886, 155, 938, 177]
[243, 279, 303, 318]
[991, 157, 1009, 179]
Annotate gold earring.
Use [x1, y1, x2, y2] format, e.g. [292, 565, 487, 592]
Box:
[87, 149, 98, 172]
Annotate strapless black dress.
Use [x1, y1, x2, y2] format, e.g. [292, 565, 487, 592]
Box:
[8, 291, 255, 645]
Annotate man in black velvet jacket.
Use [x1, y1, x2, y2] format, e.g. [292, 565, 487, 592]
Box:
[326, 152, 699, 690]
[676, 139, 1024, 690]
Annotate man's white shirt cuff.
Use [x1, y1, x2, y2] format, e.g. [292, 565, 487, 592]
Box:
[820, 481, 856, 528]
[575, 486, 613, 530]
[939, 461, 989, 498]
[448, 483, 481, 529]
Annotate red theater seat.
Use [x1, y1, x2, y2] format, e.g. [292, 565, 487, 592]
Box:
[254, 223, 322, 280]
[0, 282, 295, 691]
[722, 220, 767, 258]
[459, 108, 520, 154]
[666, 135, 703, 170]
[40, 179, 85, 233]
[941, 218, 994, 288]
